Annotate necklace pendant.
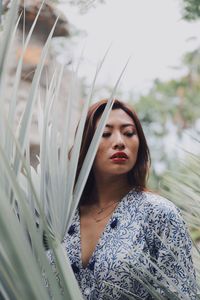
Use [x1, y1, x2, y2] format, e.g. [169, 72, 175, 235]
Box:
[97, 208, 104, 214]
[95, 219, 101, 223]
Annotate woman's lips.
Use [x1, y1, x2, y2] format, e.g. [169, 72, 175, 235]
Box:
[111, 157, 128, 163]
[110, 152, 128, 163]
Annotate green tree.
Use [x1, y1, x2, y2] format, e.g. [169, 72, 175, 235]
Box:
[181, 0, 200, 20]
[130, 49, 200, 190]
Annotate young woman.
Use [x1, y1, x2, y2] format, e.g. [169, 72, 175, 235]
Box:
[64, 99, 196, 299]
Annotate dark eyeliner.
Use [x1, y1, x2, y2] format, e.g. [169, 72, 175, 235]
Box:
[125, 131, 136, 137]
[102, 132, 111, 137]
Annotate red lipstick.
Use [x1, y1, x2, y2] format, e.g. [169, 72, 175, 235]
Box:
[110, 152, 128, 163]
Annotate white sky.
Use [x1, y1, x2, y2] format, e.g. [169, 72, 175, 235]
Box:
[61, 0, 200, 96]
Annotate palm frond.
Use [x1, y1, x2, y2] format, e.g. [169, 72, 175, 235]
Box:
[161, 140, 200, 296]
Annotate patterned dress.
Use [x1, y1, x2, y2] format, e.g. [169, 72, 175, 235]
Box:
[62, 190, 196, 299]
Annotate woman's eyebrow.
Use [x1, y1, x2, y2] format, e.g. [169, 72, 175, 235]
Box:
[105, 123, 136, 129]
[121, 124, 136, 129]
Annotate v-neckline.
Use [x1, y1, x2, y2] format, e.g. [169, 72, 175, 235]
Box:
[77, 188, 135, 270]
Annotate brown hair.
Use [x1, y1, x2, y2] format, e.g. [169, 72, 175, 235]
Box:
[74, 99, 150, 204]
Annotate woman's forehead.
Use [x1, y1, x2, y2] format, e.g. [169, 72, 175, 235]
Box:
[95, 108, 136, 129]
[105, 109, 135, 126]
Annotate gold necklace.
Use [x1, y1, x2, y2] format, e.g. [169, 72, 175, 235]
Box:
[95, 200, 120, 215]
[92, 202, 119, 223]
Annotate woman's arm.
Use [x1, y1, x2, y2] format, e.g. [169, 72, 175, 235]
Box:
[149, 204, 197, 299]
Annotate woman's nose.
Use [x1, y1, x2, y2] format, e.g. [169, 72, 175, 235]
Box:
[112, 133, 125, 150]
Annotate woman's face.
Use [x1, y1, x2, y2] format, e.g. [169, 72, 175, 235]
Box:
[93, 108, 139, 179]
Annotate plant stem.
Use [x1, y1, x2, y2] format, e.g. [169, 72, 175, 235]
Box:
[53, 240, 83, 300]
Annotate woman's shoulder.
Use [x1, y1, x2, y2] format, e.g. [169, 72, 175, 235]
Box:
[140, 191, 187, 228]
[129, 190, 183, 222]
[124, 191, 189, 241]
[141, 191, 178, 210]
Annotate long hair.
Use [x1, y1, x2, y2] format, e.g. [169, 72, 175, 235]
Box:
[73, 99, 151, 204]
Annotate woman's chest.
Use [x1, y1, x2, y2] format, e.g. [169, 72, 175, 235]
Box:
[64, 208, 150, 276]
[80, 215, 112, 268]
[64, 212, 151, 299]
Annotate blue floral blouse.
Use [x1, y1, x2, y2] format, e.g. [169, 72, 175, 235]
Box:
[57, 190, 197, 299]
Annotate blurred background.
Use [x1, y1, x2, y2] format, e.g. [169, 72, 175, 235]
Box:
[1, 0, 200, 189]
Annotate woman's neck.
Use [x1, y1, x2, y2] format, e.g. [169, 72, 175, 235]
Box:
[90, 175, 132, 208]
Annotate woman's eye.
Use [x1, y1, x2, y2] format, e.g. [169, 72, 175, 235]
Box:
[102, 132, 111, 138]
[124, 131, 136, 137]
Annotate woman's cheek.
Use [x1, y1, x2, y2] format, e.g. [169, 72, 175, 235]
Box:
[93, 148, 104, 170]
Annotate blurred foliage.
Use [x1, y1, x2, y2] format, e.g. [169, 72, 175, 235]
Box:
[140, 0, 200, 189]
[181, 0, 200, 20]
[130, 49, 200, 190]
[50, 0, 105, 13]
[161, 139, 200, 243]
[66, 0, 105, 12]
[135, 75, 200, 132]
[1, 0, 105, 15]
